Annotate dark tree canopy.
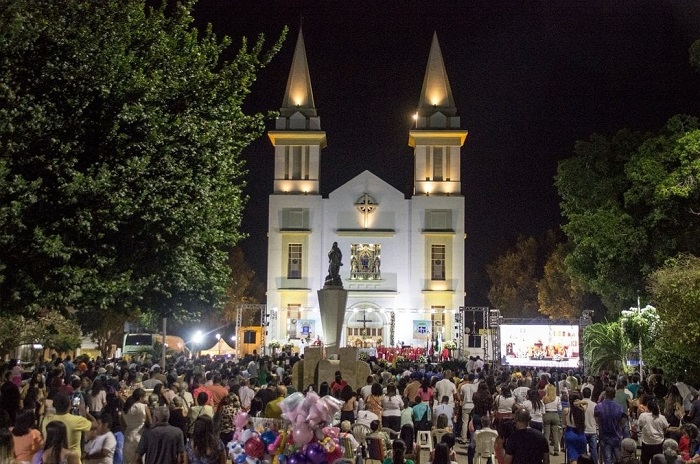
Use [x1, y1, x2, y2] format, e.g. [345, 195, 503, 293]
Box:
[537, 242, 585, 319]
[0, 0, 285, 321]
[555, 116, 700, 312]
[487, 235, 540, 318]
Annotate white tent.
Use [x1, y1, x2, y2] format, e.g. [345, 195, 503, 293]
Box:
[200, 338, 236, 356]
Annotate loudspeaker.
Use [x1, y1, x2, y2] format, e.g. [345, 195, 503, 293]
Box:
[243, 331, 256, 344]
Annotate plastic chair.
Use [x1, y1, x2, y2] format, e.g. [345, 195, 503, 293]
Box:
[351, 423, 370, 446]
[432, 428, 449, 447]
[365, 436, 386, 464]
[474, 428, 498, 464]
[341, 437, 357, 459]
[417, 430, 434, 451]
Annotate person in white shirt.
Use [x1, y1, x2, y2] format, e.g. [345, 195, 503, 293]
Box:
[360, 376, 375, 401]
[639, 399, 669, 464]
[513, 379, 530, 404]
[466, 357, 475, 373]
[543, 383, 563, 456]
[83, 413, 117, 464]
[355, 409, 379, 428]
[581, 377, 595, 396]
[247, 358, 259, 381]
[433, 395, 455, 428]
[275, 363, 285, 380]
[238, 379, 255, 411]
[435, 370, 458, 406]
[581, 387, 599, 464]
[521, 388, 545, 432]
[339, 420, 360, 451]
[179, 382, 194, 408]
[381, 384, 404, 432]
[460, 374, 478, 441]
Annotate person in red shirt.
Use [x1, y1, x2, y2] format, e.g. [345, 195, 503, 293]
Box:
[206, 374, 229, 410]
[330, 371, 348, 399]
[191, 374, 211, 406]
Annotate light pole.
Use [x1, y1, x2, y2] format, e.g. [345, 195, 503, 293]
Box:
[622, 298, 655, 382]
[215, 333, 221, 356]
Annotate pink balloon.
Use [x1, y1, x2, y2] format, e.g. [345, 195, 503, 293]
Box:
[235, 411, 250, 428]
[322, 426, 339, 440]
[293, 424, 314, 447]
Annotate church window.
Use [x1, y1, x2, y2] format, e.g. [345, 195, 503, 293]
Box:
[284, 148, 290, 180]
[425, 151, 430, 181]
[304, 146, 310, 180]
[426, 210, 450, 230]
[431, 307, 446, 342]
[433, 147, 443, 181]
[287, 243, 302, 279]
[283, 208, 308, 229]
[350, 244, 381, 280]
[445, 150, 451, 181]
[292, 146, 302, 179]
[431, 244, 445, 280]
[286, 304, 301, 340]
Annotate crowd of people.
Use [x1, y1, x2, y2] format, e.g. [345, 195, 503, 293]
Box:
[0, 351, 698, 464]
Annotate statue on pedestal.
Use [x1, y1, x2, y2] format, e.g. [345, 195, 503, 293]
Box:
[325, 242, 343, 287]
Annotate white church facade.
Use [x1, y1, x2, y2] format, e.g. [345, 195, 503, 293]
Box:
[265, 30, 467, 353]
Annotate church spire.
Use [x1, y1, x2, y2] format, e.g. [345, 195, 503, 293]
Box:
[416, 32, 458, 127]
[269, 27, 325, 194]
[280, 29, 317, 119]
[409, 32, 467, 196]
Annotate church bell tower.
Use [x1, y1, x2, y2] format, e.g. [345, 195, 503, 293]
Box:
[409, 32, 467, 196]
[268, 29, 326, 194]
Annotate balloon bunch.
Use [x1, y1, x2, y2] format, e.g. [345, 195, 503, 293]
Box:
[282, 392, 345, 464]
[229, 425, 288, 464]
[228, 392, 344, 464]
[279, 391, 343, 446]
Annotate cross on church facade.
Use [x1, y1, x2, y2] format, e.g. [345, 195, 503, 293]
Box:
[355, 193, 377, 228]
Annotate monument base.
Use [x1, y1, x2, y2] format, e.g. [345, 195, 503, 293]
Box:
[317, 287, 348, 357]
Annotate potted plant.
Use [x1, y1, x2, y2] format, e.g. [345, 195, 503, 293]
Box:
[268, 339, 281, 355]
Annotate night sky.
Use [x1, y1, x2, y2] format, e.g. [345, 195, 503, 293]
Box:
[192, 1, 700, 306]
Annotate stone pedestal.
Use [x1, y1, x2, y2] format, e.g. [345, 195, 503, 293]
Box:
[317, 287, 348, 357]
[301, 347, 323, 389]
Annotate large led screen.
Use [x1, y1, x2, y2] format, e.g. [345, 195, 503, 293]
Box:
[499, 324, 580, 368]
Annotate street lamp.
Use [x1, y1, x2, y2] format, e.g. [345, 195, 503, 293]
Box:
[216, 333, 221, 355]
[622, 299, 656, 382]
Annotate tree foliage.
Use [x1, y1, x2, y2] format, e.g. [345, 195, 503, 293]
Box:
[0, 0, 285, 320]
[582, 321, 631, 374]
[221, 247, 266, 325]
[537, 242, 585, 318]
[647, 254, 700, 367]
[0, 309, 82, 356]
[556, 116, 700, 313]
[80, 307, 138, 358]
[487, 236, 540, 317]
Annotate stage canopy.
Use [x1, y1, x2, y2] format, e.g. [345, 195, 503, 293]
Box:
[200, 338, 236, 356]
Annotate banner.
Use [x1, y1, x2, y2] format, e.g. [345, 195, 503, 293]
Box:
[296, 319, 316, 339]
[413, 320, 432, 339]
